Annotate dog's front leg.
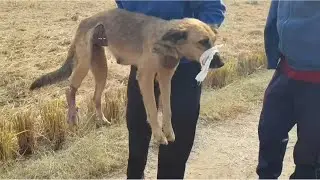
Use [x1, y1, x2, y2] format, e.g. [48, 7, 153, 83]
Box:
[157, 68, 176, 142]
[137, 69, 168, 145]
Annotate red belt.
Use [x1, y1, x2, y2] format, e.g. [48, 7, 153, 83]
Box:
[280, 56, 320, 84]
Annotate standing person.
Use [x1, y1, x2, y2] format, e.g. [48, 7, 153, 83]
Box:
[115, 1, 226, 179]
[257, 0, 320, 179]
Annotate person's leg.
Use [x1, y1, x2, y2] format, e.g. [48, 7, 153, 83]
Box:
[157, 61, 202, 179]
[290, 81, 320, 179]
[126, 66, 160, 179]
[256, 69, 296, 179]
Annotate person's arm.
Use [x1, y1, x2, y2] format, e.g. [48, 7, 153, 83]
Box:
[264, 0, 280, 69]
[190, 1, 226, 28]
[115, 0, 124, 9]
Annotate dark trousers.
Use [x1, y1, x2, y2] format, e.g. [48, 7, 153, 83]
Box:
[257, 65, 320, 179]
[126, 62, 202, 179]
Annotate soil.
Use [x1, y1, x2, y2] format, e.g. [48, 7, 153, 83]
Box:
[111, 109, 297, 179]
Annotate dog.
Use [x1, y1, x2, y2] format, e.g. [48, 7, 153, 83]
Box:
[29, 8, 224, 145]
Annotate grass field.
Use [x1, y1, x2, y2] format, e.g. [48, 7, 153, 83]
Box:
[0, 0, 271, 178]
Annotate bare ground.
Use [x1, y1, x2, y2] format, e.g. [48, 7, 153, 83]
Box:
[112, 110, 297, 179]
[185, 111, 297, 179]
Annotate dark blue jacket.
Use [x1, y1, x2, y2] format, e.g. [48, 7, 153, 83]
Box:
[115, 0, 226, 63]
[265, 0, 320, 71]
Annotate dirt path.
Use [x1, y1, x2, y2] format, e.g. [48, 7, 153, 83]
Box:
[112, 109, 297, 179]
[184, 110, 297, 179]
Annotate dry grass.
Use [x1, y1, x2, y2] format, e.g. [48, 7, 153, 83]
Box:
[204, 52, 267, 89]
[12, 110, 36, 156]
[0, 70, 274, 179]
[103, 84, 127, 124]
[78, 83, 127, 135]
[0, 124, 128, 179]
[200, 70, 273, 122]
[39, 99, 67, 150]
[0, 118, 18, 161]
[0, 0, 272, 178]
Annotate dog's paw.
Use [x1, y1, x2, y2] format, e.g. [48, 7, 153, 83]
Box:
[163, 124, 175, 142]
[96, 116, 111, 128]
[153, 130, 168, 145]
[101, 116, 111, 125]
[159, 136, 168, 145]
[164, 128, 175, 142]
[67, 108, 79, 126]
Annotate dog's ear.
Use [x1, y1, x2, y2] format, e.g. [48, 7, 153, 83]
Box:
[152, 29, 186, 69]
[161, 28, 188, 45]
[153, 42, 180, 69]
[152, 28, 187, 56]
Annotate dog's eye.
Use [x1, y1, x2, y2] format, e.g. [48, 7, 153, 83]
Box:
[198, 38, 211, 48]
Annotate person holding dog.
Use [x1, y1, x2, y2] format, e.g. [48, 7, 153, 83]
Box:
[115, 1, 226, 179]
[257, 0, 320, 179]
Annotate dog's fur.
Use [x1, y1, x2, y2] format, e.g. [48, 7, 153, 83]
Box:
[29, 8, 224, 145]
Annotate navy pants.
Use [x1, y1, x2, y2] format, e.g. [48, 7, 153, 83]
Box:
[126, 62, 202, 179]
[257, 66, 320, 179]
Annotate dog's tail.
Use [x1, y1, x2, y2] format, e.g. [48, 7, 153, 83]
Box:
[30, 43, 75, 90]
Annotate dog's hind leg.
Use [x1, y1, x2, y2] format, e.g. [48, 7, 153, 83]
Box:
[137, 68, 168, 145]
[157, 68, 176, 142]
[90, 44, 110, 127]
[66, 41, 91, 126]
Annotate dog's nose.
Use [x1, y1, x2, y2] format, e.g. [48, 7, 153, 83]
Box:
[209, 53, 224, 69]
[218, 61, 224, 68]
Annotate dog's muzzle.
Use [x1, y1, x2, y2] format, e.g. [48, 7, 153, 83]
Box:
[209, 53, 224, 69]
[195, 45, 223, 83]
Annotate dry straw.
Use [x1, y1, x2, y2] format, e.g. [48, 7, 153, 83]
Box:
[39, 99, 67, 150]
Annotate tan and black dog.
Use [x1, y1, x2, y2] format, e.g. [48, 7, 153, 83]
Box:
[29, 8, 224, 145]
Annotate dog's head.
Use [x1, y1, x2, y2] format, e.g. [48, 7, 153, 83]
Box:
[153, 18, 224, 69]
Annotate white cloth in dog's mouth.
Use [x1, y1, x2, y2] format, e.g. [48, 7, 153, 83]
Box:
[195, 44, 223, 84]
